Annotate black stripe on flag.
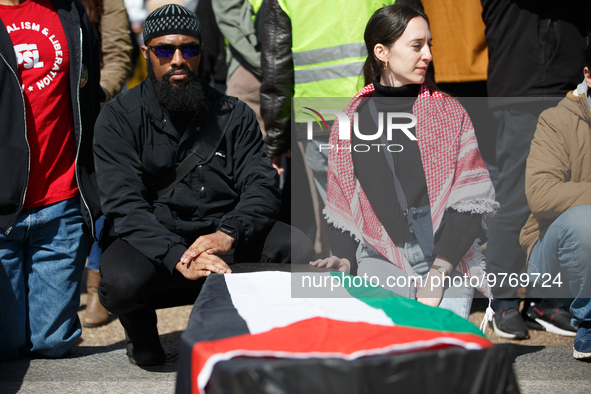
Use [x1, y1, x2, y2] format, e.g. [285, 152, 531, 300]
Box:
[176, 274, 249, 394]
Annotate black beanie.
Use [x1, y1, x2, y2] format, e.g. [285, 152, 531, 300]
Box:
[143, 4, 202, 43]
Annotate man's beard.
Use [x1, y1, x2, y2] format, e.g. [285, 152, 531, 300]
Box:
[147, 55, 206, 114]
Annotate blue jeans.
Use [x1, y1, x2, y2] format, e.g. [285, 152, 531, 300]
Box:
[86, 215, 105, 271]
[357, 241, 473, 319]
[528, 205, 591, 329]
[0, 196, 88, 361]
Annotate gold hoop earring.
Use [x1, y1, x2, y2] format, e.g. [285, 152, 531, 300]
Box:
[383, 60, 388, 71]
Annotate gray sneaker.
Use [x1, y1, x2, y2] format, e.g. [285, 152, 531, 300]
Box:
[492, 308, 530, 339]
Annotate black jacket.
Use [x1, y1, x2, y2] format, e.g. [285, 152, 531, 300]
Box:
[482, 0, 590, 102]
[0, 0, 103, 236]
[93, 80, 280, 273]
[260, 0, 293, 157]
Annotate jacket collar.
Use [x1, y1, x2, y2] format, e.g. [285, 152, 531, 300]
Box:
[53, 0, 82, 27]
[564, 91, 591, 124]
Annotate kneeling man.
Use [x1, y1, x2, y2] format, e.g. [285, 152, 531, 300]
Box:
[93, 4, 312, 366]
[520, 45, 591, 361]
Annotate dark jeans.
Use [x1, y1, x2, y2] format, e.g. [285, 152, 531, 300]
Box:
[486, 103, 551, 306]
[98, 221, 312, 341]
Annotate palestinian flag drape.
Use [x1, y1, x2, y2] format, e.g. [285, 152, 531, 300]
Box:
[176, 271, 492, 394]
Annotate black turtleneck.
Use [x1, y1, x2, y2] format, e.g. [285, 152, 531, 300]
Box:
[328, 80, 482, 272]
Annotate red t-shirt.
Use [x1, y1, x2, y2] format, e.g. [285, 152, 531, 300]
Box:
[0, 0, 78, 209]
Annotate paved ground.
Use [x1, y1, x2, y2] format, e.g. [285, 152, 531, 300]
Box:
[1, 288, 590, 393]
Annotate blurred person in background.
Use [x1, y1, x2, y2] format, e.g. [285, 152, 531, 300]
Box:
[124, 0, 148, 88]
[80, 0, 133, 328]
[82, 0, 133, 102]
[124, 0, 147, 38]
[194, 0, 227, 91]
[421, 0, 496, 173]
[213, 0, 266, 137]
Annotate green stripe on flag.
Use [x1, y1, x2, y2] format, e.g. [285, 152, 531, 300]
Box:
[331, 272, 485, 337]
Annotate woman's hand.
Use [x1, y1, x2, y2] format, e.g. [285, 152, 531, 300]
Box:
[416, 255, 453, 307]
[416, 278, 444, 307]
[309, 256, 351, 273]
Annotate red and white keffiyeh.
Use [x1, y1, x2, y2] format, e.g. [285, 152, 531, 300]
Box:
[324, 83, 498, 297]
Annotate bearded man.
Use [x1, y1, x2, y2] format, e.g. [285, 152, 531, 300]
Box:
[93, 4, 312, 366]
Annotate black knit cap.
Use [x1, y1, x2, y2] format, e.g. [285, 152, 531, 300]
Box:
[143, 4, 202, 43]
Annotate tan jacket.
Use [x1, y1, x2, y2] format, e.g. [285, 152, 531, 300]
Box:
[520, 91, 591, 262]
[96, 0, 133, 102]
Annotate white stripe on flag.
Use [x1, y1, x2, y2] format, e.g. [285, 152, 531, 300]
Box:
[224, 272, 394, 335]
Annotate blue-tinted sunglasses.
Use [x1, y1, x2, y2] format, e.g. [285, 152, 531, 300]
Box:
[147, 43, 201, 58]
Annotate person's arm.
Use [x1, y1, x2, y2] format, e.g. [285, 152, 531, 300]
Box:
[260, 0, 293, 158]
[329, 224, 358, 273]
[416, 254, 453, 307]
[98, 0, 133, 102]
[415, 211, 481, 307]
[212, 0, 261, 76]
[431, 209, 483, 267]
[526, 105, 591, 220]
[310, 224, 359, 274]
[93, 103, 189, 273]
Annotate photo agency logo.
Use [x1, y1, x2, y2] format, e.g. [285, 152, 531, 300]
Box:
[303, 106, 417, 153]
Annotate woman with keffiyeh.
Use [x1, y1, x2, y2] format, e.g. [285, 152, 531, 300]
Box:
[310, 4, 498, 319]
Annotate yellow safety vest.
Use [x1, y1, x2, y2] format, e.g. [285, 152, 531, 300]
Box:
[277, 0, 393, 121]
[248, 0, 263, 14]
